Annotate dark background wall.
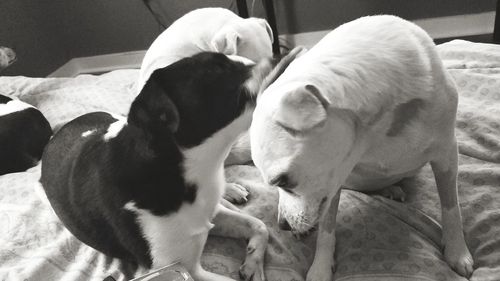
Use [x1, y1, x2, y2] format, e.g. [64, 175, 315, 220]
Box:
[272, 0, 496, 34]
[1, 0, 160, 77]
[1, 0, 69, 77]
[0, 0, 496, 77]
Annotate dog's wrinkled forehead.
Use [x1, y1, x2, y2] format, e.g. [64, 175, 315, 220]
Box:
[251, 81, 333, 185]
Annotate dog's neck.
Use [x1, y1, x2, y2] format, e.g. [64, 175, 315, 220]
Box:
[123, 108, 252, 241]
[182, 108, 253, 213]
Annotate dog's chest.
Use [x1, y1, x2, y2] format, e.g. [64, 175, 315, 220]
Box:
[126, 199, 216, 269]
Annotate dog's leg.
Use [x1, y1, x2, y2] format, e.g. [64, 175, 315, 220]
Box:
[224, 132, 252, 204]
[430, 138, 473, 277]
[223, 182, 249, 204]
[211, 203, 269, 281]
[220, 198, 242, 212]
[225, 132, 252, 166]
[306, 190, 341, 281]
[182, 232, 236, 281]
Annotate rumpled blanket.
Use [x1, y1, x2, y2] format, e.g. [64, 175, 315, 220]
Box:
[0, 40, 499, 281]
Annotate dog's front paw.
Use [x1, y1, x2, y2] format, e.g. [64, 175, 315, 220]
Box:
[444, 242, 474, 278]
[224, 182, 249, 204]
[239, 257, 265, 281]
[306, 259, 333, 281]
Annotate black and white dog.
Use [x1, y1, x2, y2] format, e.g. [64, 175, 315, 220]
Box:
[41, 48, 303, 281]
[0, 94, 52, 175]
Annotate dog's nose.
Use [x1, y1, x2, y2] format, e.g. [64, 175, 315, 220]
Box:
[278, 216, 292, 231]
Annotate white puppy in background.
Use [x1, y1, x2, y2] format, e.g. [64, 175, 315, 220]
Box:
[137, 7, 274, 91]
[250, 15, 473, 280]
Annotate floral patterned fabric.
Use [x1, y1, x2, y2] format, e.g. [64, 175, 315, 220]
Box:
[0, 40, 499, 281]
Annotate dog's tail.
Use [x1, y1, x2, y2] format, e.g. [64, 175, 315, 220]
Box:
[244, 46, 307, 102]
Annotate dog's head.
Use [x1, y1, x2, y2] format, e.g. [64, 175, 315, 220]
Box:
[129, 52, 255, 148]
[0, 47, 16, 71]
[211, 17, 273, 63]
[250, 80, 360, 235]
[128, 48, 303, 149]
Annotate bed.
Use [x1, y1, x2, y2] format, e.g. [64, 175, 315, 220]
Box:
[0, 40, 499, 281]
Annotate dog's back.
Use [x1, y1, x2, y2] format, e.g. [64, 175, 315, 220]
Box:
[138, 7, 273, 91]
[41, 112, 151, 265]
[321, 16, 458, 189]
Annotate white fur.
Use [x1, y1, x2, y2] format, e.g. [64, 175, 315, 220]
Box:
[103, 115, 126, 141]
[81, 129, 96, 138]
[124, 108, 253, 276]
[125, 201, 213, 269]
[137, 7, 273, 92]
[250, 15, 473, 279]
[0, 99, 33, 117]
[227, 55, 255, 66]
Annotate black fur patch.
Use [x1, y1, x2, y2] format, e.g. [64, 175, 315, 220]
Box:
[129, 52, 252, 148]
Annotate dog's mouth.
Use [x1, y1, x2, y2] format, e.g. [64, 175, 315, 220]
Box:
[291, 225, 317, 239]
[288, 196, 328, 239]
[287, 215, 320, 239]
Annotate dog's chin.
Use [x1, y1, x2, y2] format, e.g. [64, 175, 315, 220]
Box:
[290, 224, 317, 240]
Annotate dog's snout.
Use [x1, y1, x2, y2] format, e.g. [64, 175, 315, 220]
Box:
[278, 216, 292, 231]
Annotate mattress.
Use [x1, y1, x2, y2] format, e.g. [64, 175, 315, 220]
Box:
[0, 40, 499, 281]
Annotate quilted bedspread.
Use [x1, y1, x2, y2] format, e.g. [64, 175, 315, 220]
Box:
[0, 40, 499, 281]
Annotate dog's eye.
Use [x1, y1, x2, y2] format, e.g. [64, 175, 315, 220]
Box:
[270, 174, 295, 191]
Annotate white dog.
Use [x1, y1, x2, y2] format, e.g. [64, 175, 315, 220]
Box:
[137, 7, 274, 91]
[250, 15, 473, 280]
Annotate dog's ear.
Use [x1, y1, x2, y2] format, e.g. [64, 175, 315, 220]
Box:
[211, 27, 240, 55]
[273, 84, 330, 132]
[262, 19, 274, 43]
[251, 18, 273, 43]
[128, 77, 179, 133]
